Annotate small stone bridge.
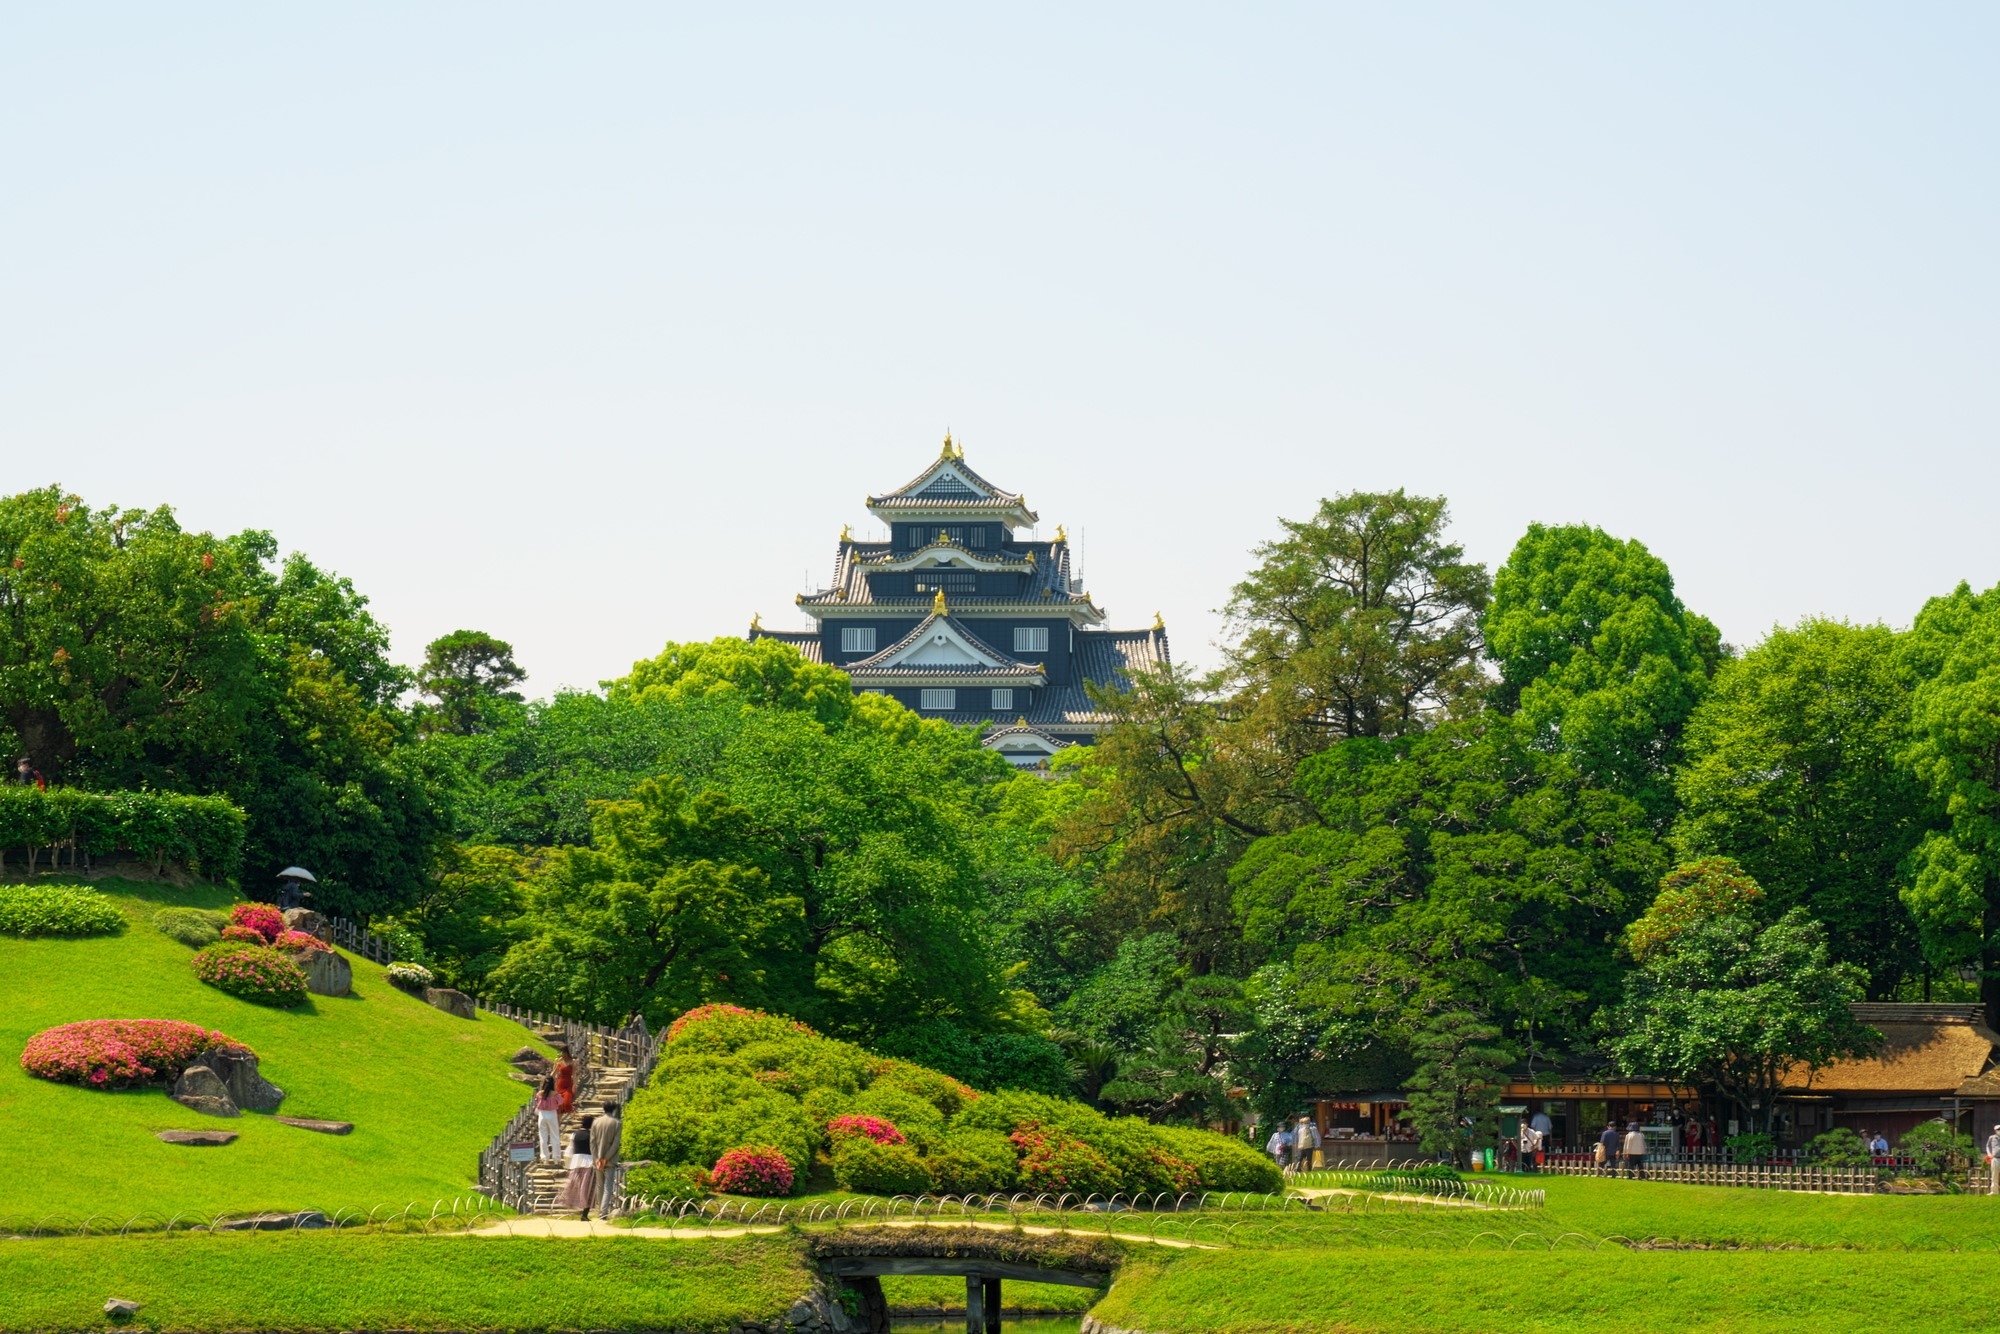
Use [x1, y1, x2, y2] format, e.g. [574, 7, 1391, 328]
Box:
[809, 1226, 1120, 1333]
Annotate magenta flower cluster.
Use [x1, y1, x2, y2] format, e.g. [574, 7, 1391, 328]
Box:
[21, 1019, 246, 1089]
[709, 1145, 795, 1196]
[228, 903, 286, 943]
[191, 942, 308, 1006]
[274, 929, 329, 953]
[827, 1114, 906, 1146]
[221, 924, 266, 944]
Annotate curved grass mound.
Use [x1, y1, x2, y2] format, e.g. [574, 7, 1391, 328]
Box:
[624, 1004, 1281, 1199]
[0, 883, 124, 938]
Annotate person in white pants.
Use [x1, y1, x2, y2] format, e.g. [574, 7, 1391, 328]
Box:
[534, 1074, 563, 1162]
[1985, 1125, 2000, 1194]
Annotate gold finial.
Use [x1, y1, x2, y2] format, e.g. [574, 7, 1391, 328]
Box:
[932, 588, 948, 616]
[936, 530, 954, 546]
[941, 431, 955, 459]
[1026, 550, 1036, 565]
[794, 594, 804, 604]
[1016, 716, 1028, 728]
[1152, 610, 1165, 630]
[840, 523, 852, 541]
[750, 612, 762, 631]
[955, 440, 965, 459]
[1054, 525, 1066, 543]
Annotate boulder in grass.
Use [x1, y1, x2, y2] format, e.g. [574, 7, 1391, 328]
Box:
[171, 1065, 240, 1117]
[156, 1129, 238, 1146]
[104, 1298, 142, 1320]
[509, 1046, 552, 1077]
[299, 946, 352, 998]
[424, 987, 477, 1019]
[281, 907, 331, 940]
[214, 1210, 332, 1231]
[202, 1045, 285, 1112]
[275, 1116, 353, 1135]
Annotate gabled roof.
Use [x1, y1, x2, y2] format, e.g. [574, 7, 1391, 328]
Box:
[844, 608, 1047, 685]
[981, 718, 1073, 755]
[866, 438, 1038, 527]
[1787, 1004, 2000, 1095]
[746, 627, 824, 663]
[800, 532, 1103, 625]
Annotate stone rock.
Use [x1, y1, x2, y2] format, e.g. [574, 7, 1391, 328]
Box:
[275, 1116, 353, 1135]
[425, 986, 477, 1019]
[281, 907, 331, 940]
[510, 1046, 553, 1076]
[104, 1298, 142, 1319]
[787, 1299, 816, 1325]
[171, 1065, 240, 1118]
[214, 1210, 332, 1231]
[299, 946, 352, 997]
[156, 1129, 238, 1146]
[202, 1045, 285, 1112]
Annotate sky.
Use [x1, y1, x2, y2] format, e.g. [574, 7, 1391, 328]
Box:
[4, 5, 1997, 693]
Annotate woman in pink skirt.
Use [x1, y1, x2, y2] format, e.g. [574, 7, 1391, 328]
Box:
[558, 1116, 597, 1219]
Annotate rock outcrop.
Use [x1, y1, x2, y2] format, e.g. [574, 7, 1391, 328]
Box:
[425, 987, 477, 1019]
[299, 946, 353, 997]
[281, 907, 331, 940]
[275, 1116, 353, 1135]
[202, 1045, 285, 1111]
[171, 1064, 239, 1117]
[156, 1129, 238, 1145]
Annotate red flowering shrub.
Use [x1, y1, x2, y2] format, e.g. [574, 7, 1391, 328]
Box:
[227, 903, 285, 943]
[828, 1114, 906, 1146]
[1010, 1121, 1117, 1196]
[220, 924, 267, 944]
[191, 942, 308, 1006]
[274, 929, 330, 953]
[709, 1144, 795, 1196]
[21, 1019, 245, 1089]
[1144, 1147, 1201, 1193]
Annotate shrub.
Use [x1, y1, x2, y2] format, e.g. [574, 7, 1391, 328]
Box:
[21, 1019, 244, 1089]
[386, 962, 435, 991]
[1151, 1125, 1284, 1193]
[228, 903, 285, 943]
[1726, 1131, 1777, 1164]
[710, 1145, 795, 1196]
[221, 924, 267, 944]
[1011, 1121, 1117, 1196]
[1899, 1120, 1976, 1186]
[274, 929, 330, 953]
[666, 1003, 815, 1049]
[191, 942, 309, 1007]
[1806, 1127, 1874, 1168]
[832, 1137, 930, 1195]
[152, 907, 222, 948]
[0, 883, 125, 938]
[867, 1059, 980, 1118]
[849, 1086, 946, 1150]
[625, 1073, 814, 1182]
[0, 787, 245, 880]
[828, 1114, 906, 1147]
[625, 1162, 713, 1200]
[802, 1086, 854, 1129]
[927, 1128, 1019, 1194]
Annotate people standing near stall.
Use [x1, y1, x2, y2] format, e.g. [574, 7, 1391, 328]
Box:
[1265, 1121, 1293, 1171]
[1294, 1113, 1321, 1171]
[1598, 1122, 1620, 1173]
[1622, 1122, 1649, 1179]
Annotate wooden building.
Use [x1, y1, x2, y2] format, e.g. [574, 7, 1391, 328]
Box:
[1781, 1003, 2000, 1147]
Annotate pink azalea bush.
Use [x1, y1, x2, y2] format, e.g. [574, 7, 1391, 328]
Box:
[667, 1003, 817, 1045]
[220, 924, 267, 944]
[227, 902, 285, 943]
[191, 942, 308, 1006]
[827, 1114, 906, 1146]
[274, 929, 330, 953]
[709, 1144, 795, 1196]
[21, 1019, 245, 1089]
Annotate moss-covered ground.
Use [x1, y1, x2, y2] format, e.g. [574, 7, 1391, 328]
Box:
[0, 877, 547, 1219]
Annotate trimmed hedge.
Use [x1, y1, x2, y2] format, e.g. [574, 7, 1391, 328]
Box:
[190, 942, 308, 1007]
[21, 1018, 245, 1088]
[627, 1005, 1284, 1198]
[152, 907, 224, 947]
[0, 883, 124, 937]
[0, 787, 245, 881]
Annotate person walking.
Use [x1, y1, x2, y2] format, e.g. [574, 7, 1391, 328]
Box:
[1265, 1122, 1294, 1171]
[534, 1075, 563, 1163]
[591, 1097, 624, 1216]
[558, 1115, 598, 1220]
[1598, 1122, 1620, 1174]
[1519, 1120, 1544, 1173]
[1985, 1125, 2000, 1194]
[553, 1047, 576, 1116]
[1294, 1114, 1321, 1171]
[1622, 1122, 1649, 1179]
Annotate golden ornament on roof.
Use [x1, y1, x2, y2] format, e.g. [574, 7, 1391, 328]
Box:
[840, 523, 852, 541]
[750, 612, 762, 630]
[940, 432, 955, 459]
[933, 588, 948, 615]
[1153, 611, 1165, 630]
[1054, 525, 1066, 542]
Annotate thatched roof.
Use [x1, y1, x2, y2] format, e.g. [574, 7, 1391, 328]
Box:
[1789, 1004, 2000, 1095]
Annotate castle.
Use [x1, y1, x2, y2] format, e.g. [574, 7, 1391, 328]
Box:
[749, 438, 1169, 766]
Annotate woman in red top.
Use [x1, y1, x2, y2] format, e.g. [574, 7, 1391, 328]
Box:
[554, 1048, 576, 1115]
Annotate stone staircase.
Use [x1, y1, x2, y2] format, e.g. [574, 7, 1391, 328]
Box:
[520, 1020, 640, 1213]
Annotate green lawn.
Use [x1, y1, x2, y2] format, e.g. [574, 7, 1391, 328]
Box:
[1526, 1172, 2000, 1249]
[0, 1233, 805, 1333]
[879, 1274, 1097, 1314]
[0, 878, 546, 1219]
[1093, 1246, 1998, 1334]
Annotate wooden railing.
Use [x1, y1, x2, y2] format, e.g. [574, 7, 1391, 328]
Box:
[322, 915, 394, 965]
[1534, 1157, 1880, 1192]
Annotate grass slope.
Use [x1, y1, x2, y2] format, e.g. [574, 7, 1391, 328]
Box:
[0, 1234, 805, 1333]
[1529, 1172, 2000, 1249]
[0, 877, 546, 1218]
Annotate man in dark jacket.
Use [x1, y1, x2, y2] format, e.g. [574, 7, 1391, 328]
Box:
[1599, 1122, 1622, 1173]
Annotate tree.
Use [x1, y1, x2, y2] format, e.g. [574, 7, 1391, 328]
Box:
[1097, 975, 1249, 1124]
[1403, 1011, 1513, 1167]
[1486, 523, 1722, 825]
[1224, 490, 1491, 756]
[1674, 619, 1928, 996]
[1606, 863, 1878, 1134]
[417, 630, 526, 736]
[1899, 582, 2000, 1027]
[609, 635, 859, 728]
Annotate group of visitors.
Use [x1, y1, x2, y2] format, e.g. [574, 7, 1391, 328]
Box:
[1593, 1122, 1653, 1176]
[530, 1046, 624, 1220]
[1263, 1113, 1323, 1170]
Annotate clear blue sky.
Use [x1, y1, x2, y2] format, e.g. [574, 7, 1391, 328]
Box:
[4, 5, 1996, 690]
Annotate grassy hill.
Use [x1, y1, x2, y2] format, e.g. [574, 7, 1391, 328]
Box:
[0, 877, 545, 1219]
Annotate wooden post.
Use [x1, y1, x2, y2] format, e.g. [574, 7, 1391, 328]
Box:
[984, 1277, 1002, 1334]
[965, 1275, 983, 1334]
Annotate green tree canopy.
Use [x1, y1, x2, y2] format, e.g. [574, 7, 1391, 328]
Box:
[1674, 620, 1927, 995]
[1485, 523, 1722, 824]
[417, 629, 526, 736]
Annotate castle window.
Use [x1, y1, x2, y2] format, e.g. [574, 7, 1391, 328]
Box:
[915, 571, 976, 594]
[969, 527, 987, 548]
[1014, 627, 1049, 654]
[841, 627, 876, 654]
[920, 689, 956, 711]
[907, 528, 925, 547]
[991, 689, 1013, 711]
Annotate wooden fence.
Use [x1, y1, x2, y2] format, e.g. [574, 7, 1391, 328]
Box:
[1535, 1158, 1881, 1193]
[322, 915, 394, 965]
